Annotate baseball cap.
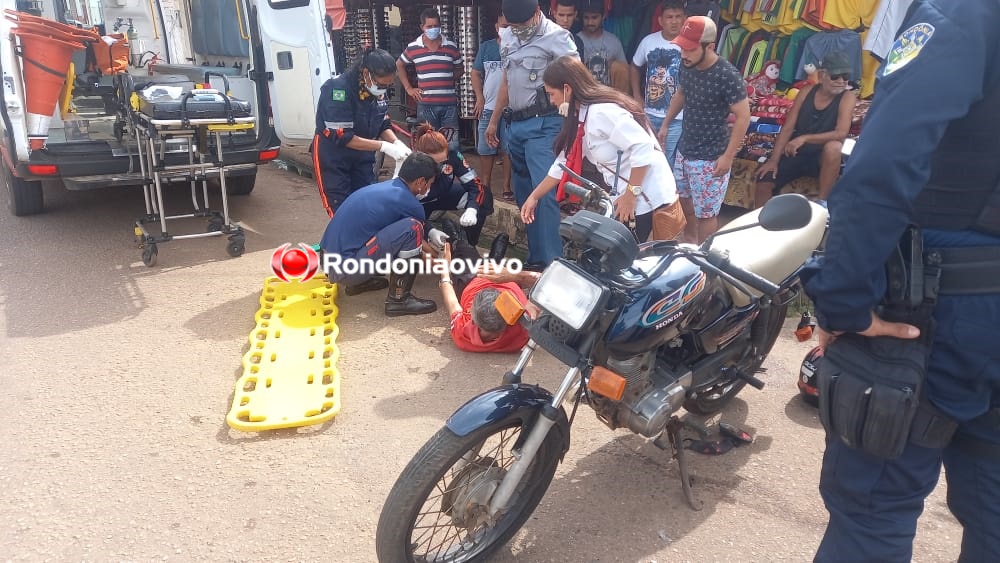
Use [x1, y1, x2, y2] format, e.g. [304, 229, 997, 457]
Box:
[671, 16, 717, 51]
[502, 0, 539, 24]
[819, 52, 852, 77]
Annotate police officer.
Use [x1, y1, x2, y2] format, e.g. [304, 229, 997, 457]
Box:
[485, 0, 578, 268]
[804, 1, 1000, 560]
[313, 47, 411, 217]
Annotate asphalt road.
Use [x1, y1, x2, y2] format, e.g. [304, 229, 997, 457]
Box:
[1, 164, 962, 561]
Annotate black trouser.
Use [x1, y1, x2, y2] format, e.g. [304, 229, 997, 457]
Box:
[313, 135, 376, 217]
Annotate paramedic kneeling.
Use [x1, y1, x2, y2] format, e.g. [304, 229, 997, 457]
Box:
[803, 1, 1000, 560]
[320, 153, 449, 317]
[313, 47, 411, 217]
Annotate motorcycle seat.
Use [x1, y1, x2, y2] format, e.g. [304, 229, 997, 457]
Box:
[711, 202, 829, 307]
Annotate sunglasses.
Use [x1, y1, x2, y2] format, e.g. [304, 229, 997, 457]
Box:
[828, 72, 850, 82]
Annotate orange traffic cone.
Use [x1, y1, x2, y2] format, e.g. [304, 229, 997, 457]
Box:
[9, 19, 98, 44]
[4, 9, 99, 41]
[12, 30, 85, 150]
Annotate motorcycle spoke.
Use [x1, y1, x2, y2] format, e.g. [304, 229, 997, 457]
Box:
[407, 426, 525, 561]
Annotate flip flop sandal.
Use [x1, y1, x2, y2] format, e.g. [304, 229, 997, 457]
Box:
[502, 190, 515, 201]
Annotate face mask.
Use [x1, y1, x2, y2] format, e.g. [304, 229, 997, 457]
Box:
[364, 71, 387, 97]
[424, 27, 441, 40]
[511, 16, 538, 43]
[415, 190, 428, 200]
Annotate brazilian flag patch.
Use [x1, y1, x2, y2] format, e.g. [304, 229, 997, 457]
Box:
[331, 89, 346, 101]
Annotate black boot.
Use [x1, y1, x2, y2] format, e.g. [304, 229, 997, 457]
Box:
[488, 233, 509, 262]
[385, 270, 437, 317]
[343, 276, 389, 296]
[439, 218, 467, 244]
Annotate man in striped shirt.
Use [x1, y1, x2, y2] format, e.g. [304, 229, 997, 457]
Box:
[396, 8, 463, 150]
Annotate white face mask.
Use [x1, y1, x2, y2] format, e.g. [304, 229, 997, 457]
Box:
[424, 27, 441, 40]
[364, 71, 388, 97]
[557, 88, 571, 117]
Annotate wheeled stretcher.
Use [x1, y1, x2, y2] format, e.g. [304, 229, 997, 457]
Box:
[128, 71, 252, 266]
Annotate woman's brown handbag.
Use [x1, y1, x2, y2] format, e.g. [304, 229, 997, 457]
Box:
[650, 199, 687, 241]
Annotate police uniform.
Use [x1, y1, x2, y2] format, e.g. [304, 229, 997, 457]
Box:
[313, 69, 391, 217]
[420, 149, 494, 246]
[804, 1, 1000, 560]
[499, 16, 578, 266]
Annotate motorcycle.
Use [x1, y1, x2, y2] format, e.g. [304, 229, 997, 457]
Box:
[376, 169, 829, 562]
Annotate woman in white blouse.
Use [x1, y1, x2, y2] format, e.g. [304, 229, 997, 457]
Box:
[521, 55, 679, 242]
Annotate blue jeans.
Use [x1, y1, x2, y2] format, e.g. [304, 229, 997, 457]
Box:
[418, 103, 460, 151]
[477, 109, 499, 156]
[816, 290, 1000, 562]
[647, 113, 682, 170]
[506, 115, 563, 266]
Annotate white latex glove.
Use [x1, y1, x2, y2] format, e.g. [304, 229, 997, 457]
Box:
[459, 207, 478, 227]
[379, 140, 409, 162]
[427, 228, 449, 250]
[392, 139, 412, 159]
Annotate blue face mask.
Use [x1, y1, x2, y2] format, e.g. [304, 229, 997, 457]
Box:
[424, 27, 441, 40]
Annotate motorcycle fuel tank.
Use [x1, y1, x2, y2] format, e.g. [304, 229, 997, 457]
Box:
[605, 253, 733, 356]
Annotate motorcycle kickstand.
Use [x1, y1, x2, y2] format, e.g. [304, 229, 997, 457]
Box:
[655, 417, 704, 511]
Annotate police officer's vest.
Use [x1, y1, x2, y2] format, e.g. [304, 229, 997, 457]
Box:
[913, 85, 1000, 235]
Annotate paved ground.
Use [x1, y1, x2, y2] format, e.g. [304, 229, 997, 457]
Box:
[1, 163, 962, 561]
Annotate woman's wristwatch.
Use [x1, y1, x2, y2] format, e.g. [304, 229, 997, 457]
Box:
[628, 184, 643, 196]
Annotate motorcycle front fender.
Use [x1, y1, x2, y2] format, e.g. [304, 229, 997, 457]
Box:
[445, 384, 571, 455]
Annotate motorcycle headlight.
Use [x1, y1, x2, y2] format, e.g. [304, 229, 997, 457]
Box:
[530, 260, 607, 331]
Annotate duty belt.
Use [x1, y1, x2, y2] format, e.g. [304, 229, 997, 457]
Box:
[925, 245, 1000, 295]
[505, 106, 558, 122]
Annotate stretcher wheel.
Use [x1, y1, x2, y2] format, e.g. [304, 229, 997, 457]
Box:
[142, 244, 158, 267]
[227, 239, 245, 258]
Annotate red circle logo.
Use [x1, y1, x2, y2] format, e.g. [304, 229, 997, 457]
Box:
[270, 243, 320, 282]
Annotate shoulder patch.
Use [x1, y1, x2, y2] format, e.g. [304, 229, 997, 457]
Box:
[885, 23, 935, 76]
[331, 89, 346, 101]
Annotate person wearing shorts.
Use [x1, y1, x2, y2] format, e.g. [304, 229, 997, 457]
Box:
[472, 16, 513, 200]
[658, 16, 750, 242]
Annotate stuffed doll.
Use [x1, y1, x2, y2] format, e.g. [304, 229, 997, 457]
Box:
[746, 60, 781, 101]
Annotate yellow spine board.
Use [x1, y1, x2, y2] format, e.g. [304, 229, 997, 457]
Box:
[226, 276, 342, 431]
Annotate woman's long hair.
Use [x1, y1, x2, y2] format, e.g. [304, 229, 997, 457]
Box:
[543, 55, 651, 156]
[412, 122, 449, 154]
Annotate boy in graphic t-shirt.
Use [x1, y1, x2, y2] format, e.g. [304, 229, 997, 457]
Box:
[631, 0, 686, 167]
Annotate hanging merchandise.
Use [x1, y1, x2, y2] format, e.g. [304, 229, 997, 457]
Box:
[455, 6, 480, 119]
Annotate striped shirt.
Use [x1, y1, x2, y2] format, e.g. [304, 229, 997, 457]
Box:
[399, 35, 462, 106]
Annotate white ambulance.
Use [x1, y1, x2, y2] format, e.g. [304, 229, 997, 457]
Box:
[0, 0, 336, 215]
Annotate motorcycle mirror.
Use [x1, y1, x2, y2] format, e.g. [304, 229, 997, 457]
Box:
[758, 193, 813, 231]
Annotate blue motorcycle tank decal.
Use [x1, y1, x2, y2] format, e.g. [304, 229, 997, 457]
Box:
[641, 272, 707, 328]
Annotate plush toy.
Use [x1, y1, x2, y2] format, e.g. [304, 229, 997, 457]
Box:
[746, 60, 781, 101]
[791, 62, 819, 91]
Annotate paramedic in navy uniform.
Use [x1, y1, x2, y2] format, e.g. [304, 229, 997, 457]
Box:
[803, 1, 1000, 560]
[485, 0, 578, 268]
[313, 47, 412, 217]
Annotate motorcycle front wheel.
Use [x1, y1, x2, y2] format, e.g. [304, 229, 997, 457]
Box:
[376, 416, 562, 562]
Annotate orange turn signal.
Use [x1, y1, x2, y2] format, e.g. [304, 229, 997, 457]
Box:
[588, 366, 627, 401]
[495, 290, 525, 326]
[795, 326, 814, 342]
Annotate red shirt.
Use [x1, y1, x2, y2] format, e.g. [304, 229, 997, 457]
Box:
[450, 277, 530, 353]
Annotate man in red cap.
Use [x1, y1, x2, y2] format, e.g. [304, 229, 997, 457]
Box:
[657, 15, 750, 243]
